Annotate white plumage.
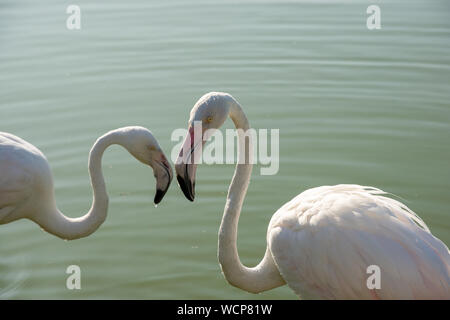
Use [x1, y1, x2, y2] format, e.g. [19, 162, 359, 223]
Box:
[269, 184, 450, 299]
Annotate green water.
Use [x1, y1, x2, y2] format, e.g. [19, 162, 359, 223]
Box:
[1, 0, 449, 299]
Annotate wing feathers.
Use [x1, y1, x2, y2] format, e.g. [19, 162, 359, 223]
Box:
[268, 185, 450, 299]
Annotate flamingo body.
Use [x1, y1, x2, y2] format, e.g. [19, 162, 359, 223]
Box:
[268, 184, 450, 299]
[0, 132, 52, 224]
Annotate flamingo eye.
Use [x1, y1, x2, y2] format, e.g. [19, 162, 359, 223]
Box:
[206, 116, 213, 123]
[149, 146, 156, 151]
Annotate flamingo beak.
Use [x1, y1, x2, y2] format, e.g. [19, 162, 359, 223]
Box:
[153, 154, 173, 205]
[175, 125, 203, 202]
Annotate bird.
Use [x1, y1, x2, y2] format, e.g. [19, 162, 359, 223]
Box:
[175, 92, 450, 299]
[0, 126, 173, 240]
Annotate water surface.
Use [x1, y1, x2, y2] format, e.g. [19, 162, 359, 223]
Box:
[1, 0, 449, 299]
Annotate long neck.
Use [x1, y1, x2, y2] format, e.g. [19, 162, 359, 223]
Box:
[34, 132, 123, 240]
[218, 99, 285, 293]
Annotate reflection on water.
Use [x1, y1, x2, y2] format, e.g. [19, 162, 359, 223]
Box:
[0, 0, 449, 299]
[0, 255, 28, 299]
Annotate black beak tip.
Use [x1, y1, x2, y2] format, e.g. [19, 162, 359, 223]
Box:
[154, 188, 166, 205]
[177, 174, 195, 202]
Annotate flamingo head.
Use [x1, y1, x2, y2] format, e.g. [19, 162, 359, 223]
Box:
[175, 92, 232, 201]
[118, 126, 173, 204]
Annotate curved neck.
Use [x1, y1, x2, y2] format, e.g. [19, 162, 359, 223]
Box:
[35, 131, 126, 240]
[218, 99, 285, 293]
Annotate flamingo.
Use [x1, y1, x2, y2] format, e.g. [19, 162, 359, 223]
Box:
[175, 92, 450, 299]
[0, 126, 173, 240]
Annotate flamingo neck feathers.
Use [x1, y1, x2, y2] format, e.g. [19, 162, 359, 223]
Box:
[34, 131, 126, 240]
[218, 97, 285, 293]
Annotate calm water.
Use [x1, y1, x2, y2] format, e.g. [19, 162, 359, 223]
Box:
[1, 0, 449, 299]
